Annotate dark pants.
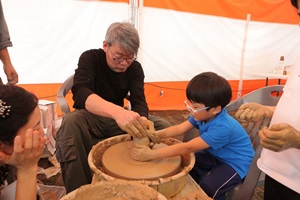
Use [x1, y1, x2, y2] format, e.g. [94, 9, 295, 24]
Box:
[189, 150, 243, 200]
[55, 109, 171, 193]
[264, 175, 300, 200]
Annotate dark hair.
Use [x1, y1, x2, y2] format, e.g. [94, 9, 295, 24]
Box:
[291, 0, 298, 9]
[186, 72, 232, 109]
[0, 85, 38, 145]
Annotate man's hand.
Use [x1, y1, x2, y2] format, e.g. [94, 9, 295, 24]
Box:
[132, 118, 161, 144]
[116, 110, 147, 137]
[259, 123, 300, 152]
[235, 102, 273, 122]
[142, 119, 161, 144]
[117, 112, 160, 143]
[4, 63, 18, 85]
[1, 47, 19, 85]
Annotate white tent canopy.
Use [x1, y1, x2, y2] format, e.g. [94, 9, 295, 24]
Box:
[2, 0, 300, 84]
[2, 0, 300, 110]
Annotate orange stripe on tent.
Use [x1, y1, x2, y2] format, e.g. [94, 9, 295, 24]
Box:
[18, 79, 285, 116]
[144, 79, 285, 110]
[144, 0, 299, 24]
[81, 0, 128, 3]
[84, 1, 299, 24]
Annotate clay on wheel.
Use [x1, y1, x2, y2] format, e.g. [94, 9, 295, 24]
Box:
[102, 141, 182, 180]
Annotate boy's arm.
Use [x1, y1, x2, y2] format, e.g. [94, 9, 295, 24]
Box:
[156, 120, 194, 139]
[131, 137, 209, 161]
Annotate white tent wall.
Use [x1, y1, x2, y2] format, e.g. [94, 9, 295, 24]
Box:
[244, 21, 300, 74]
[1, 0, 130, 83]
[140, 7, 300, 81]
[1, 0, 300, 111]
[141, 8, 247, 82]
[2, 0, 300, 84]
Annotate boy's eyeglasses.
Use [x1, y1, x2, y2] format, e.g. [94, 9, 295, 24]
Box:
[184, 100, 209, 113]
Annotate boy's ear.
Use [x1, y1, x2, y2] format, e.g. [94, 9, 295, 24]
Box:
[211, 105, 222, 114]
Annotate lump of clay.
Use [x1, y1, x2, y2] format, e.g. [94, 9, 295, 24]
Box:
[133, 137, 150, 146]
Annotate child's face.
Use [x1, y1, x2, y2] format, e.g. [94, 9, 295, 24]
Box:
[185, 100, 215, 122]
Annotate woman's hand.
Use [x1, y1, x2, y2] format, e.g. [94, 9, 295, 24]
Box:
[0, 129, 46, 171]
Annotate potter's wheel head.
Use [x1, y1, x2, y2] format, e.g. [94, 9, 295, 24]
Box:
[102, 141, 182, 180]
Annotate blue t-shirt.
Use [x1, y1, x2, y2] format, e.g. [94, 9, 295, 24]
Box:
[188, 109, 254, 178]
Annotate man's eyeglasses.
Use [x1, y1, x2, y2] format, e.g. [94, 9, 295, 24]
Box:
[184, 100, 209, 113]
[108, 48, 136, 63]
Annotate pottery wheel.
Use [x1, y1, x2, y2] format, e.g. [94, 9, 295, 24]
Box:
[102, 141, 182, 180]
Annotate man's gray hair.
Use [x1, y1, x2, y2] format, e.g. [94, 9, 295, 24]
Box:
[105, 22, 140, 54]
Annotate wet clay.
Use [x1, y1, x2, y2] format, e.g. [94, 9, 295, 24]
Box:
[61, 179, 167, 200]
[89, 135, 195, 198]
[102, 140, 182, 180]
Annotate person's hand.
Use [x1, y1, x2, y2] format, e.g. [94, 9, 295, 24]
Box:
[0, 129, 46, 171]
[235, 102, 273, 122]
[142, 119, 161, 144]
[259, 123, 300, 152]
[116, 111, 160, 142]
[129, 118, 161, 144]
[115, 110, 147, 137]
[130, 143, 156, 161]
[4, 63, 18, 85]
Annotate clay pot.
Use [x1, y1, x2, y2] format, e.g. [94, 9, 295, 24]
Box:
[88, 135, 195, 198]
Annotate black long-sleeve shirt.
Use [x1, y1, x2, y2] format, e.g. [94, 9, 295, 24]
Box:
[72, 48, 149, 118]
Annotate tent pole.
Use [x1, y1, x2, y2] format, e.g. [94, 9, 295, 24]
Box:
[137, 0, 144, 62]
[238, 13, 251, 98]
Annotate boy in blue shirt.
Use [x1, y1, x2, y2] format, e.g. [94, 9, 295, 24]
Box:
[131, 72, 254, 200]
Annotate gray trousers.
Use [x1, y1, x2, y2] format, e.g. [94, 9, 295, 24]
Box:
[55, 109, 171, 193]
